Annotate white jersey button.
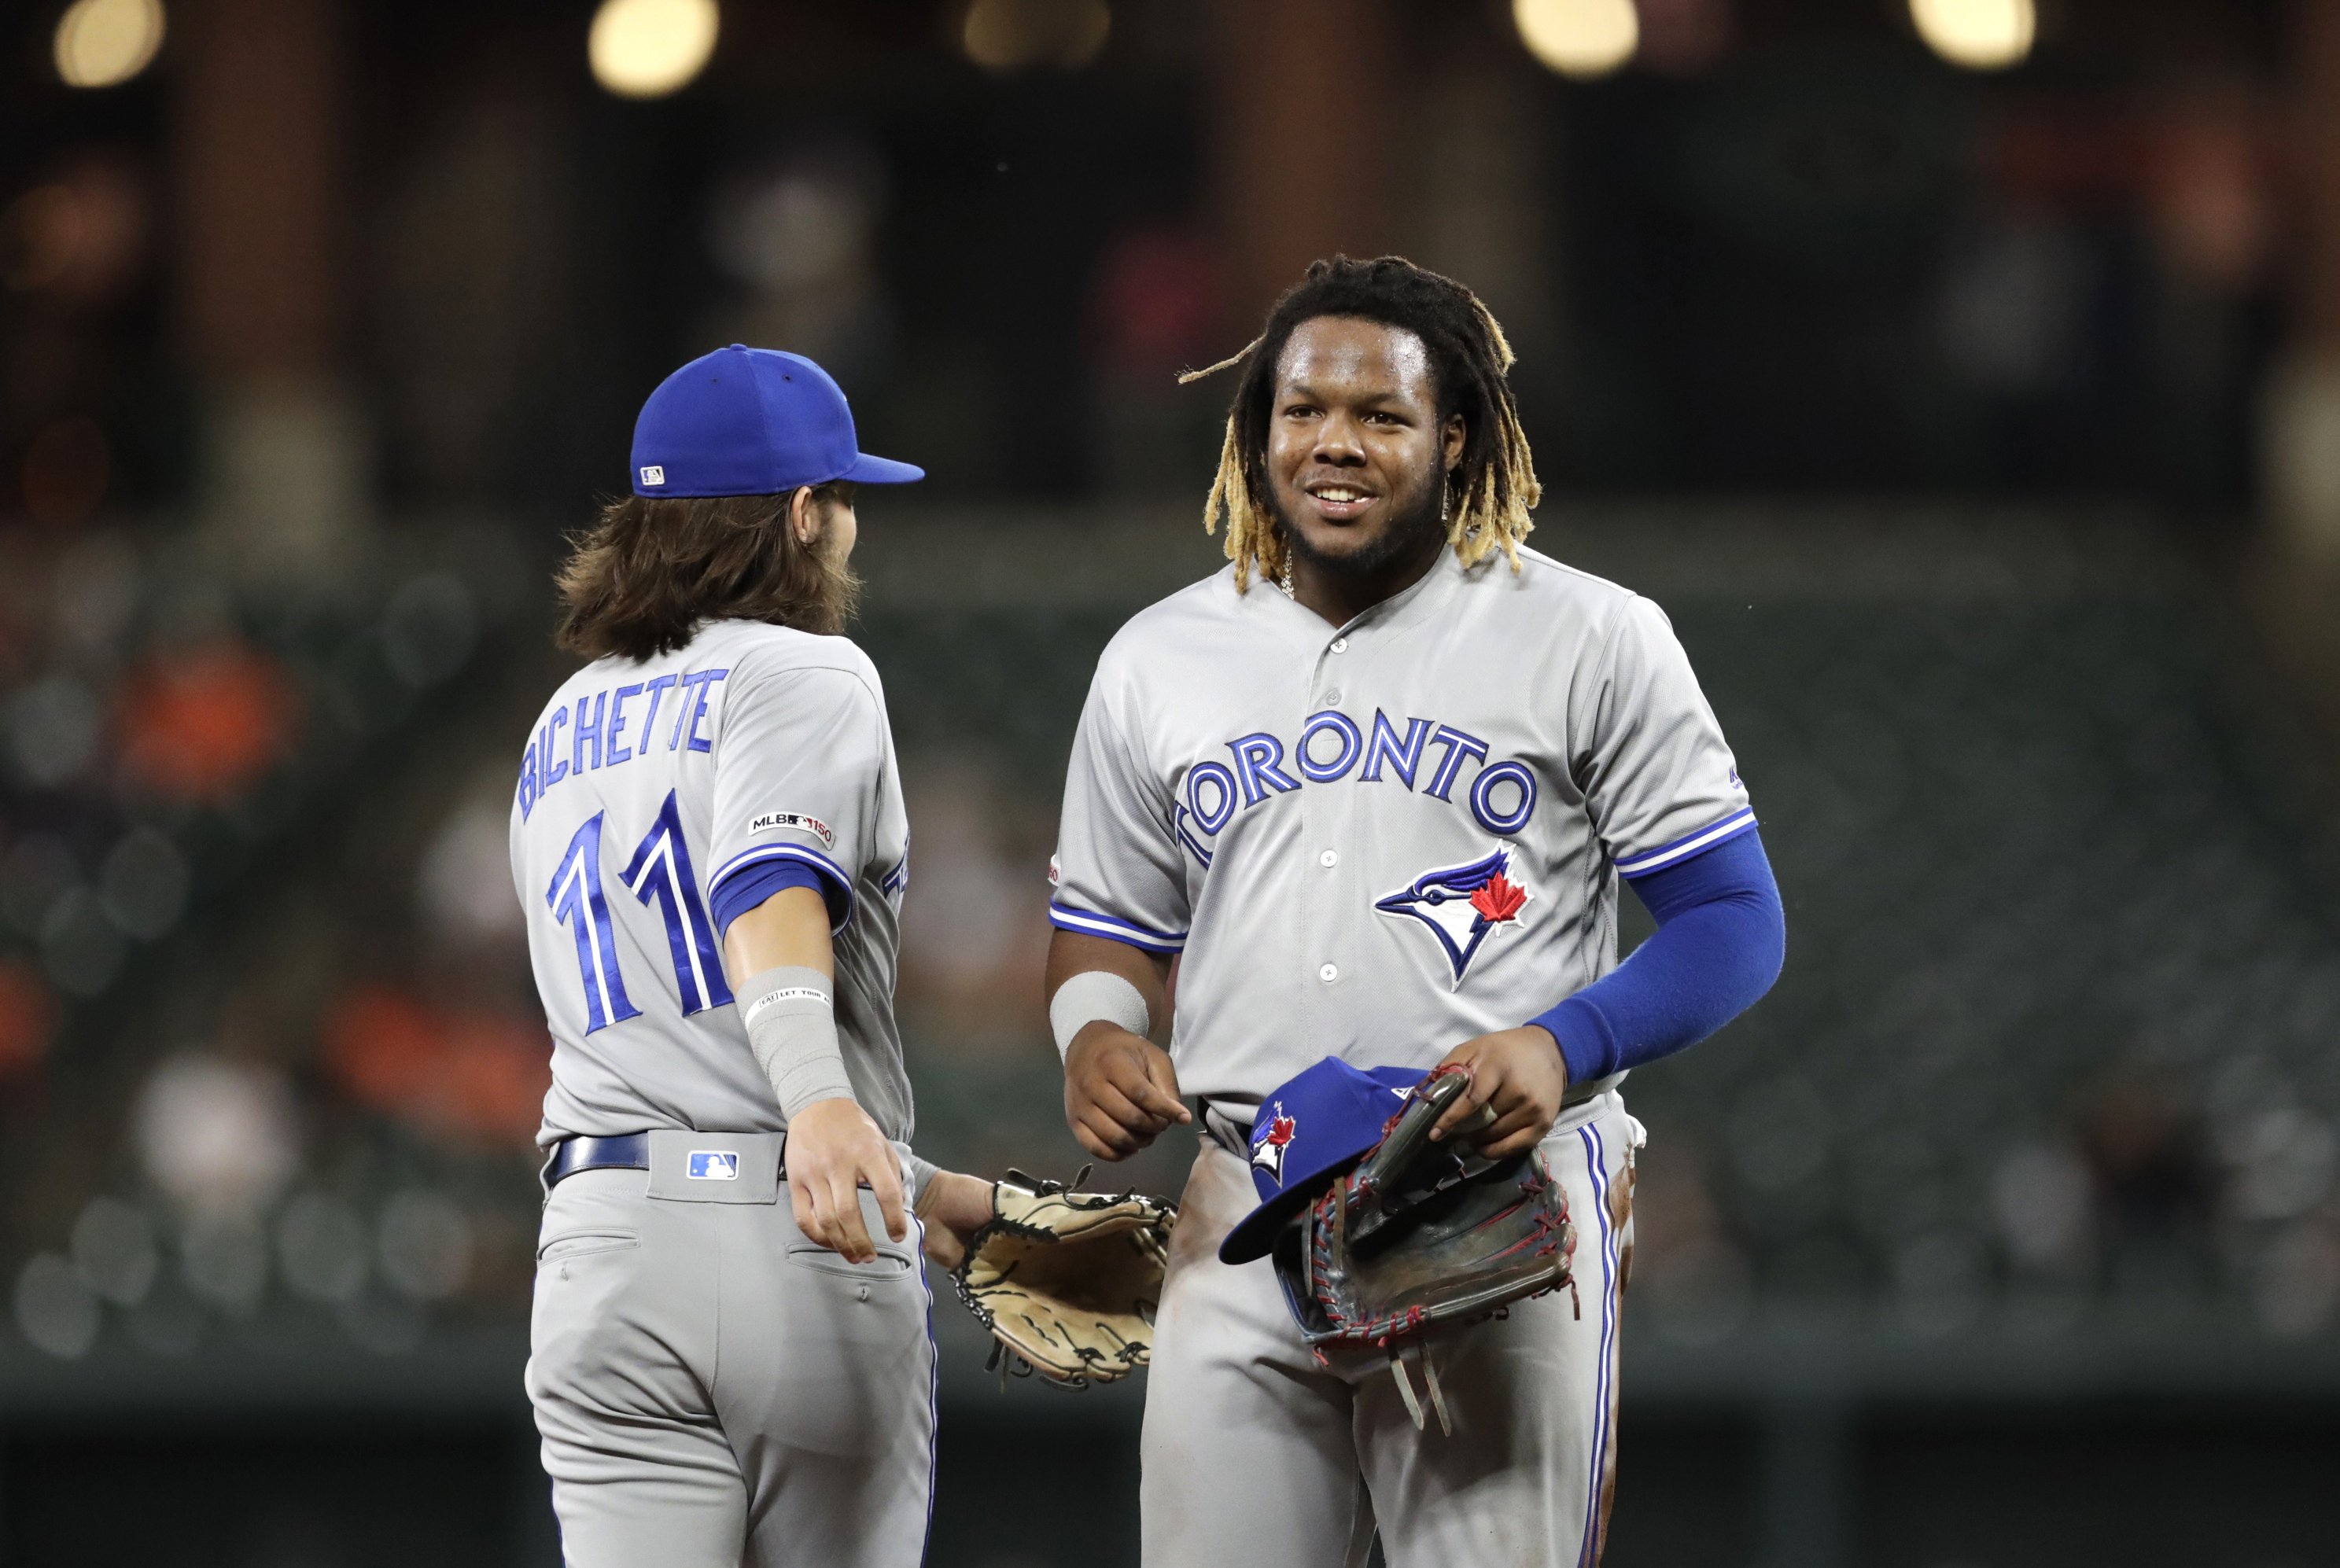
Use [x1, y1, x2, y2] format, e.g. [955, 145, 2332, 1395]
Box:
[1318, 963, 1340, 983]
[1330, 637, 1348, 653]
[1323, 689, 1342, 705]
[1319, 849, 1339, 868]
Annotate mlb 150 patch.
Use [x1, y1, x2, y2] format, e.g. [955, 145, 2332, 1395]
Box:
[687, 1151, 739, 1180]
[747, 811, 835, 848]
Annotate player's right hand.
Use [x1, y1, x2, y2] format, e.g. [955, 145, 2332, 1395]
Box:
[785, 1095, 908, 1264]
[1063, 1024, 1190, 1161]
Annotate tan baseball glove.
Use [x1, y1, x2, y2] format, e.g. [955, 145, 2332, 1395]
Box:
[949, 1167, 1177, 1389]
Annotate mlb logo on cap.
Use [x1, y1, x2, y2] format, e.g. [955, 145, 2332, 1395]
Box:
[639, 465, 665, 487]
[1218, 1058, 1429, 1264]
[687, 1150, 739, 1181]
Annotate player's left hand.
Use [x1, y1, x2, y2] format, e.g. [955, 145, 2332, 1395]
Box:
[1425, 1026, 1569, 1159]
[912, 1170, 997, 1272]
[786, 1095, 909, 1263]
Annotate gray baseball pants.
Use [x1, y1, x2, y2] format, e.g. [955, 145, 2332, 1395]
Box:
[1141, 1094, 1641, 1568]
[526, 1132, 937, 1568]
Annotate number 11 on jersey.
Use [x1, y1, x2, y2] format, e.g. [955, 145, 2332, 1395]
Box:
[548, 812, 643, 1033]
[546, 792, 735, 1032]
[621, 790, 733, 1014]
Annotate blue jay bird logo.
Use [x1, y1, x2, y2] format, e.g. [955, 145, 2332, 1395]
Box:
[1251, 1102, 1297, 1182]
[1374, 848, 1533, 987]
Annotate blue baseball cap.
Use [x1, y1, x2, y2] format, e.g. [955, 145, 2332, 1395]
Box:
[1218, 1058, 1431, 1265]
[630, 344, 924, 498]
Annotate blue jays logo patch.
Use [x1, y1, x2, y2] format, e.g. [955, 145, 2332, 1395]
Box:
[687, 1150, 739, 1180]
[1251, 1102, 1298, 1183]
[1374, 848, 1533, 987]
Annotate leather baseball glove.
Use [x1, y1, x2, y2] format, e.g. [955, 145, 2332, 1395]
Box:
[1273, 1066, 1576, 1433]
[949, 1168, 1177, 1389]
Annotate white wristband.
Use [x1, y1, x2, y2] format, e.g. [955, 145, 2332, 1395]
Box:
[739, 966, 855, 1121]
[1048, 970, 1152, 1062]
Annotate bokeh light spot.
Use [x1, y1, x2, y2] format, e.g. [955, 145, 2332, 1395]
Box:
[117, 638, 297, 804]
[588, 0, 718, 100]
[2, 186, 80, 292]
[0, 163, 146, 301]
[1910, 0, 2035, 71]
[1514, 0, 1638, 79]
[962, 0, 1111, 74]
[53, 0, 165, 89]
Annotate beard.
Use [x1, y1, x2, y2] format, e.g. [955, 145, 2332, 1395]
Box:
[801, 550, 863, 637]
[1273, 474, 1447, 582]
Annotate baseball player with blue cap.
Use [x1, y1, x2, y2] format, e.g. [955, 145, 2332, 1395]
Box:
[514, 344, 997, 1568]
[1041, 256, 1788, 1565]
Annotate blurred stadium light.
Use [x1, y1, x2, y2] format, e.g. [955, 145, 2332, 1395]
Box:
[52, 0, 165, 90]
[1513, 0, 1639, 79]
[1908, 0, 2036, 72]
[587, 0, 719, 99]
[961, 0, 1113, 73]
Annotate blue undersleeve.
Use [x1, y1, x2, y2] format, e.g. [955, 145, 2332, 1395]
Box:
[1529, 829, 1785, 1085]
[710, 860, 838, 937]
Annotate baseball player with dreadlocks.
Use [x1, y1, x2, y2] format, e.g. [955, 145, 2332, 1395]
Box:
[1043, 256, 1787, 1566]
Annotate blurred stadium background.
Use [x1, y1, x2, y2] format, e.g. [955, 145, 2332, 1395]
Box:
[5, 0, 2340, 1562]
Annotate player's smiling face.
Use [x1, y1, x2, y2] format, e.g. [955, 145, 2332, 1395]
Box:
[1266, 316, 1465, 580]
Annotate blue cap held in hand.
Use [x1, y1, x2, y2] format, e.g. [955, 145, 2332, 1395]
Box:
[1217, 1058, 1430, 1265]
[630, 344, 924, 498]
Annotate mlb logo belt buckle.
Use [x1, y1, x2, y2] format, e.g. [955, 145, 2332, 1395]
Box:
[643, 1129, 783, 1202]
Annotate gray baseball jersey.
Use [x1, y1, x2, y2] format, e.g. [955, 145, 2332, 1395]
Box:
[511, 617, 914, 1147]
[1049, 544, 1752, 1106]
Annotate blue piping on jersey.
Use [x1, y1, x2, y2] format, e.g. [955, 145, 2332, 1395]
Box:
[1575, 1121, 1620, 1568]
[1047, 902, 1188, 954]
[1612, 806, 1756, 878]
[1531, 827, 1783, 1085]
[709, 845, 852, 935]
[712, 838, 852, 891]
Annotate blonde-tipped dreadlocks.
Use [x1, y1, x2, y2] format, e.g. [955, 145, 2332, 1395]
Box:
[1179, 255, 1542, 594]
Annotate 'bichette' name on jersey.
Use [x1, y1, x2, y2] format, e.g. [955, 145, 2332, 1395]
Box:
[1050, 544, 1754, 1107]
[510, 617, 914, 1148]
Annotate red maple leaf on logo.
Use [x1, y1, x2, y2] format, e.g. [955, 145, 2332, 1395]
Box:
[1266, 1112, 1295, 1148]
[1470, 874, 1527, 923]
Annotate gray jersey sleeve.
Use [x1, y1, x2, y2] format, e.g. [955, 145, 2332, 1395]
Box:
[707, 659, 886, 933]
[1571, 594, 1753, 880]
[1048, 662, 1191, 955]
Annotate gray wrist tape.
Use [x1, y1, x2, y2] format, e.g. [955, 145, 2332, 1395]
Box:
[740, 966, 855, 1121]
[1048, 970, 1152, 1062]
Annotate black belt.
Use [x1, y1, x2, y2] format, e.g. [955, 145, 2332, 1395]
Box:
[543, 1133, 650, 1188]
[1197, 1098, 1258, 1158]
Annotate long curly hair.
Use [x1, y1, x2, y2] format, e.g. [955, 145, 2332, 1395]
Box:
[553, 487, 859, 661]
